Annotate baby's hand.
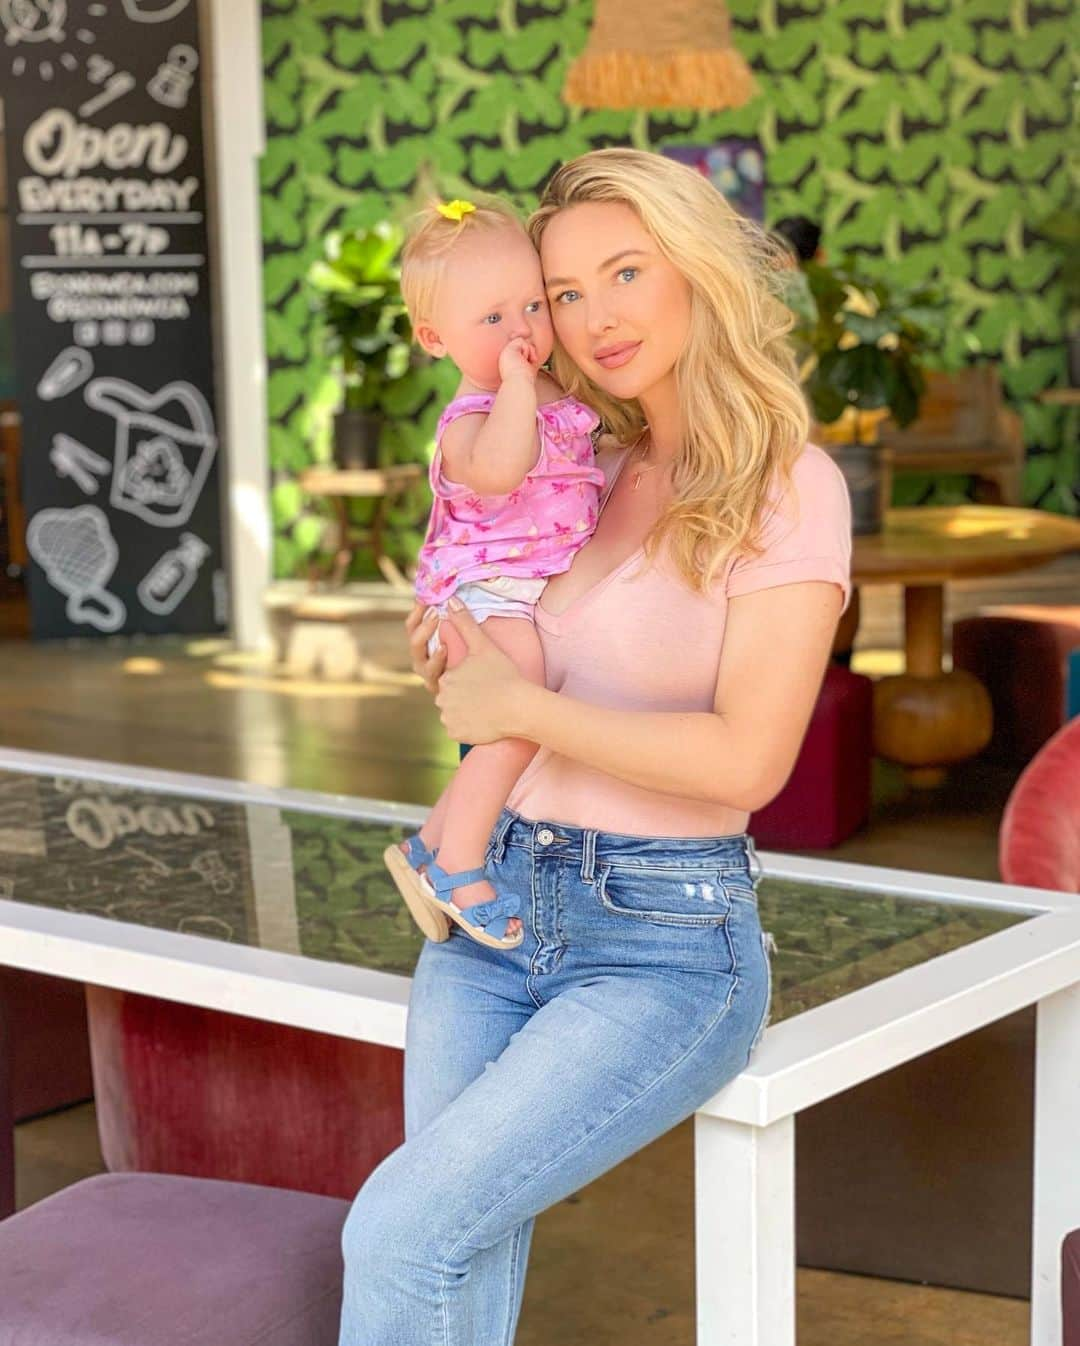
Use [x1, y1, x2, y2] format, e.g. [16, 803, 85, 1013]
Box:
[499, 337, 540, 383]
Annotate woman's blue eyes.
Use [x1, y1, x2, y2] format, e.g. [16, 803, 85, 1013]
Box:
[555, 269, 638, 305]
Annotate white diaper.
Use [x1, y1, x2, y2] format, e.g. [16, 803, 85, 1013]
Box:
[425, 576, 547, 656]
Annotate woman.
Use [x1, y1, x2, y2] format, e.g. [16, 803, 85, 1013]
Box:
[338, 148, 851, 1345]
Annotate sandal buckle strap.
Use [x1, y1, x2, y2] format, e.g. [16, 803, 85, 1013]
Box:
[427, 863, 488, 898]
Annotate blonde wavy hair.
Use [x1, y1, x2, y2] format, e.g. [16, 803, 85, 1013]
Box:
[401, 196, 524, 327]
[528, 148, 808, 592]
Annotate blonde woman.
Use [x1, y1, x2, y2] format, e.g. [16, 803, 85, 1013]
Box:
[338, 148, 851, 1345]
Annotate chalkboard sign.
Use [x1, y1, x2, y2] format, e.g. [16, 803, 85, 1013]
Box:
[2, 0, 226, 639]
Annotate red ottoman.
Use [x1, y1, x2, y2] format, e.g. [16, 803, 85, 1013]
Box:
[0, 969, 93, 1123]
[87, 986, 404, 1199]
[952, 605, 1080, 768]
[749, 663, 873, 849]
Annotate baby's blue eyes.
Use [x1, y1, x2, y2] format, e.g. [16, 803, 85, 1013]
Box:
[483, 301, 545, 324]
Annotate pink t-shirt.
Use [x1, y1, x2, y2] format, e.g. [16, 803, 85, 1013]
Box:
[413, 393, 605, 607]
[505, 441, 853, 838]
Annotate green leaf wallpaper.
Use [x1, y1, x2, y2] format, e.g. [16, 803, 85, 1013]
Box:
[260, 0, 1077, 577]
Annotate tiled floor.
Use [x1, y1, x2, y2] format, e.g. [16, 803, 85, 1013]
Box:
[3, 627, 1041, 1345]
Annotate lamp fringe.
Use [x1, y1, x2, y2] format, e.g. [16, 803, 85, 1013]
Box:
[562, 46, 756, 111]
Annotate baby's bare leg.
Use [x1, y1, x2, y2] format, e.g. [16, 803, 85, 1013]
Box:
[431, 615, 545, 937]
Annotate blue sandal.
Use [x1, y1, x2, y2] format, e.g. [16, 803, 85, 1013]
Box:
[401, 833, 437, 871]
[383, 834, 448, 943]
[423, 862, 523, 949]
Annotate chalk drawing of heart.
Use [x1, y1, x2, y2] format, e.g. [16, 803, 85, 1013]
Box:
[85, 376, 216, 528]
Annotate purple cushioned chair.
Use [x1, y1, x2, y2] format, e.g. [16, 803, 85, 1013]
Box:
[0, 1171, 349, 1345]
[1065, 1229, 1080, 1346]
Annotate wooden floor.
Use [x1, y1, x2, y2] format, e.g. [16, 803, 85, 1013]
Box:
[0, 601, 1048, 1345]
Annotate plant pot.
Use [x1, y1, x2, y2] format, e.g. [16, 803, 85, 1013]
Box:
[333, 410, 382, 470]
[817, 407, 891, 536]
[827, 441, 885, 535]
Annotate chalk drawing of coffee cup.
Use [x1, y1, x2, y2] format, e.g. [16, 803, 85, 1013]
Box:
[26, 505, 127, 633]
[120, 0, 190, 22]
[85, 378, 216, 528]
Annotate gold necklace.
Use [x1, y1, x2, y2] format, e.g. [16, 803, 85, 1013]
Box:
[628, 430, 655, 492]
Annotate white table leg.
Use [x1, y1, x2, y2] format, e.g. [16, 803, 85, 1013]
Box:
[1031, 982, 1080, 1346]
[694, 1112, 795, 1346]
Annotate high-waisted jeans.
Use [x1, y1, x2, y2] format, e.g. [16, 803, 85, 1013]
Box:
[338, 808, 771, 1346]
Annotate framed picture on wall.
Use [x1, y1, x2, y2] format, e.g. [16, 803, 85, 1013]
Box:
[662, 139, 765, 222]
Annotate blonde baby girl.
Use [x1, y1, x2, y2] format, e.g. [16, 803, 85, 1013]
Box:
[383, 196, 603, 950]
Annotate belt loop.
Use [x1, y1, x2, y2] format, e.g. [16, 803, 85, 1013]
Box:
[746, 833, 762, 884]
[581, 828, 597, 883]
[490, 810, 514, 864]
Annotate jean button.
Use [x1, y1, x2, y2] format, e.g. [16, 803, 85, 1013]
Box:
[536, 827, 555, 846]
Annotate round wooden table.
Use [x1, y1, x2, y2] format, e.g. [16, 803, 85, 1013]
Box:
[851, 505, 1080, 787]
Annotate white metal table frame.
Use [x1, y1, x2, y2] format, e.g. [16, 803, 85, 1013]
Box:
[0, 747, 1077, 1346]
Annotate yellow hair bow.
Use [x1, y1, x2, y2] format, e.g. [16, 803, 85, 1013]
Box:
[436, 199, 477, 222]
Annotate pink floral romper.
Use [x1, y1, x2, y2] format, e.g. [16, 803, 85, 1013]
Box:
[414, 393, 604, 645]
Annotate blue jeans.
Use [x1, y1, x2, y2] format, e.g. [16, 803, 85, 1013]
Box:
[338, 808, 771, 1346]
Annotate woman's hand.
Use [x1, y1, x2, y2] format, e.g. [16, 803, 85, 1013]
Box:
[435, 601, 527, 744]
[404, 603, 446, 696]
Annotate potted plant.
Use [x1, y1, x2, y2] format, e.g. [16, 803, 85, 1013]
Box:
[308, 222, 414, 470]
[782, 257, 944, 533]
[1033, 207, 1080, 386]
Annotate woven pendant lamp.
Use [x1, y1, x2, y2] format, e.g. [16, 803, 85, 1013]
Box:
[563, 0, 755, 110]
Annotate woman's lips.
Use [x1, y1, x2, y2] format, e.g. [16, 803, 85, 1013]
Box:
[593, 340, 641, 370]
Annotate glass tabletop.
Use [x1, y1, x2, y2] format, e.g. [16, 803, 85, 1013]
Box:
[0, 771, 1027, 1021]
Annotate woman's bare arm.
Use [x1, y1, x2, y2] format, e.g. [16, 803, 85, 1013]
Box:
[504, 581, 843, 811]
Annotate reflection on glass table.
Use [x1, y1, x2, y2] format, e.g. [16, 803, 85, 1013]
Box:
[0, 771, 1026, 1021]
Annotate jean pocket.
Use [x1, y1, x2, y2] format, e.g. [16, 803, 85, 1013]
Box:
[719, 869, 758, 905]
[595, 864, 731, 927]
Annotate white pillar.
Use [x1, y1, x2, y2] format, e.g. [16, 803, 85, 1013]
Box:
[203, 0, 271, 651]
[695, 1112, 796, 1346]
[1031, 982, 1080, 1346]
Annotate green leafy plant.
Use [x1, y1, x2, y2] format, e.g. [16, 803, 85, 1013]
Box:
[782, 257, 947, 437]
[307, 222, 414, 414]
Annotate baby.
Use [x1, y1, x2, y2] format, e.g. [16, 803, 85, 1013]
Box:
[383, 196, 603, 950]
